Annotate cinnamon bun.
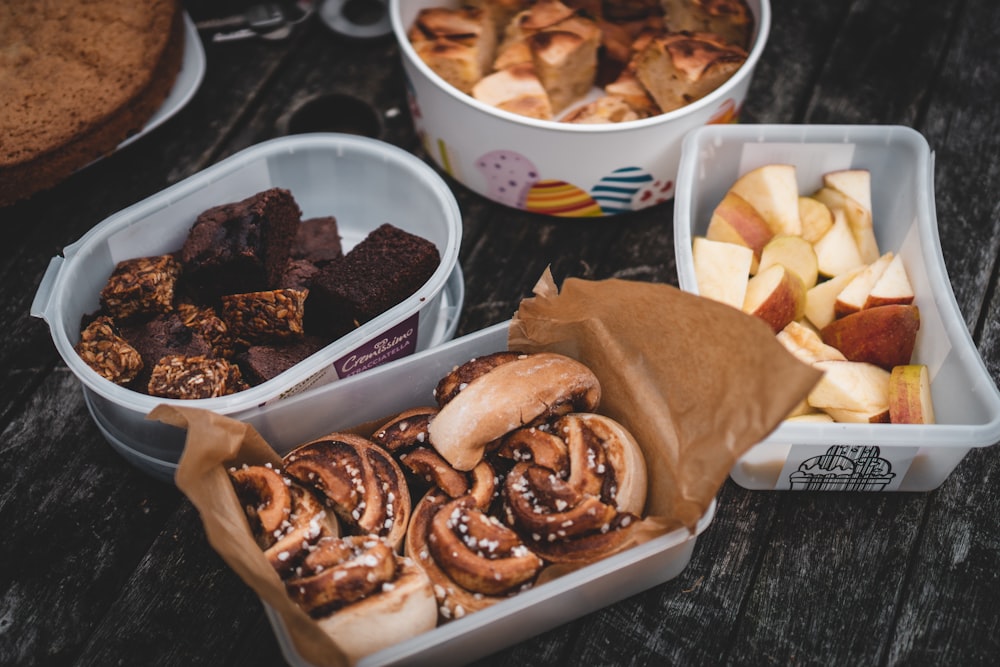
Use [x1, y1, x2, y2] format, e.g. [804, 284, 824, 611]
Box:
[228, 464, 338, 577]
[285, 534, 438, 663]
[428, 352, 601, 471]
[499, 413, 647, 564]
[283, 434, 412, 550]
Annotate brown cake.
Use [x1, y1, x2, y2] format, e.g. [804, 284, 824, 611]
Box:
[118, 312, 215, 392]
[0, 0, 185, 208]
[472, 63, 555, 120]
[237, 336, 329, 385]
[292, 216, 343, 265]
[409, 6, 498, 95]
[634, 31, 748, 113]
[410, 0, 754, 123]
[180, 188, 302, 302]
[307, 224, 441, 337]
[661, 0, 754, 50]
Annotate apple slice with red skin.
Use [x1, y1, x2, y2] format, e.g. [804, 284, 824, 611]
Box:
[729, 164, 802, 236]
[888, 364, 935, 424]
[743, 264, 806, 333]
[864, 254, 915, 309]
[707, 191, 774, 273]
[834, 251, 895, 318]
[820, 304, 920, 370]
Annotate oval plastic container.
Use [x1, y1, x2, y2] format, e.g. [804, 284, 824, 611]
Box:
[235, 322, 715, 667]
[390, 0, 771, 217]
[31, 134, 464, 482]
[674, 124, 1000, 491]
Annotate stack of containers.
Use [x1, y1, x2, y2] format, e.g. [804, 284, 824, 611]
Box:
[31, 134, 465, 481]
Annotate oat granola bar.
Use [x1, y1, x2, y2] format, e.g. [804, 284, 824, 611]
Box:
[99, 254, 181, 320]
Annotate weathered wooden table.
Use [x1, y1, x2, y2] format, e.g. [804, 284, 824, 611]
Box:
[3, 1, 999, 665]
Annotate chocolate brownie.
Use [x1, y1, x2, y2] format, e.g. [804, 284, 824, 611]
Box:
[118, 312, 214, 391]
[180, 188, 302, 302]
[292, 216, 343, 265]
[306, 223, 441, 337]
[237, 335, 328, 385]
[280, 259, 320, 291]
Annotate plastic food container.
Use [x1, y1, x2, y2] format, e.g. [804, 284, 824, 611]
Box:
[674, 124, 1000, 491]
[390, 0, 770, 217]
[31, 134, 464, 482]
[237, 322, 715, 667]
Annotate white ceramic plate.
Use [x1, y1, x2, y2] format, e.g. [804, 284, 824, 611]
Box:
[117, 12, 206, 151]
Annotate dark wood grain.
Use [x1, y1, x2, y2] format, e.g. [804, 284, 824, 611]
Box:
[2, 0, 999, 665]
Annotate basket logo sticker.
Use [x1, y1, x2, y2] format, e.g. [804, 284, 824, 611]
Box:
[333, 314, 420, 379]
[777, 445, 917, 492]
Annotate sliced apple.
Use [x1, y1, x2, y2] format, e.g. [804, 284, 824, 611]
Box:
[823, 406, 891, 424]
[692, 236, 753, 309]
[786, 412, 835, 423]
[742, 264, 806, 333]
[888, 364, 935, 424]
[777, 321, 847, 365]
[758, 234, 819, 289]
[812, 208, 865, 278]
[803, 266, 865, 330]
[813, 186, 879, 264]
[786, 400, 820, 419]
[706, 191, 775, 273]
[778, 322, 844, 364]
[865, 253, 915, 308]
[834, 251, 895, 318]
[820, 304, 920, 370]
[798, 196, 834, 244]
[808, 360, 890, 415]
[729, 164, 802, 236]
[823, 168, 872, 212]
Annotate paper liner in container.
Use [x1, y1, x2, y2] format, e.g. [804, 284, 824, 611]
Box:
[161, 270, 821, 665]
[30, 134, 463, 481]
[673, 124, 1000, 491]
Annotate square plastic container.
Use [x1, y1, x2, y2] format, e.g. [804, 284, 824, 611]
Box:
[674, 124, 1000, 492]
[31, 134, 464, 482]
[237, 322, 715, 666]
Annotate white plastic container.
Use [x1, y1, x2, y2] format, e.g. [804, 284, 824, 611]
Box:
[31, 134, 464, 482]
[390, 0, 770, 217]
[674, 124, 1000, 491]
[238, 322, 715, 666]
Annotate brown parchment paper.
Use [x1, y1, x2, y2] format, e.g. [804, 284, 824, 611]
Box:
[155, 269, 822, 666]
[508, 269, 823, 531]
[150, 404, 350, 667]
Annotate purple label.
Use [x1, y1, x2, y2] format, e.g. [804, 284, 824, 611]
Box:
[333, 313, 420, 378]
